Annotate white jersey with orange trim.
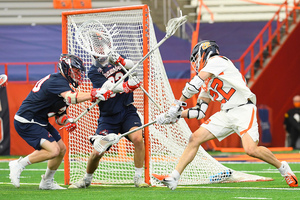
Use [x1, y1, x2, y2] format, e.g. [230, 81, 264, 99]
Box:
[199, 56, 256, 110]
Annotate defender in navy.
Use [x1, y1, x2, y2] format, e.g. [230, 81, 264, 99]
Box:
[10, 54, 111, 189]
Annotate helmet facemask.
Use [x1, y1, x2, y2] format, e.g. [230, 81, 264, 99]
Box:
[59, 54, 86, 88]
[190, 40, 219, 74]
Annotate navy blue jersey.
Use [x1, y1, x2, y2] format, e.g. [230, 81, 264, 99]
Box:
[16, 73, 72, 125]
[88, 61, 134, 116]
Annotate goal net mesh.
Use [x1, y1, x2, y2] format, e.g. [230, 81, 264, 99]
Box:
[64, 5, 271, 186]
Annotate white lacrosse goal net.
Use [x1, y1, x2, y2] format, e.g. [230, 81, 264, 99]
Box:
[62, 5, 271, 186]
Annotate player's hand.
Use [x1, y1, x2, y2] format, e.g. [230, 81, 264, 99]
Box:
[156, 113, 178, 125]
[108, 51, 134, 69]
[65, 118, 76, 132]
[91, 88, 113, 102]
[122, 73, 141, 93]
[168, 100, 187, 120]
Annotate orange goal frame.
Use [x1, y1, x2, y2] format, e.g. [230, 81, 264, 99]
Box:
[61, 5, 151, 185]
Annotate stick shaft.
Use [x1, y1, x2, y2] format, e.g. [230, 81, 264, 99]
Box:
[120, 120, 156, 139]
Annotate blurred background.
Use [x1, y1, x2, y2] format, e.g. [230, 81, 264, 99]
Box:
[0, 0, 300, 155]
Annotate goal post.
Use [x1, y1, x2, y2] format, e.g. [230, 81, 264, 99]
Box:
[61, 5, 272, 186]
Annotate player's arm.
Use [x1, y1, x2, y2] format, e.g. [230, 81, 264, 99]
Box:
[180, 71, 212, 102]
[181, 97, 210, 119]
[60, 89, 112, 104]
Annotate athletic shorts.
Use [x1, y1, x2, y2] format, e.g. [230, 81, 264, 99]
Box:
[201, 103, 259, 143]
[93, 104, 142, 144]
[14, 120, 61, 150]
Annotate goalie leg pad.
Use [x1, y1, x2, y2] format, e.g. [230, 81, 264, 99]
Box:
[65, 91, 78, 104]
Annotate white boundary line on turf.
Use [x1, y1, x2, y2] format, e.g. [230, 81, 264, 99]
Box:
[1, 182, 299, 190]
[0, 169, 64, 171]
[175, 185, 300, 190]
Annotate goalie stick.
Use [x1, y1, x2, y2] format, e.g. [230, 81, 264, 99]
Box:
[74, 13, 187, 123]
[75, 19, 161, 112]
[90, 120, 156, 154]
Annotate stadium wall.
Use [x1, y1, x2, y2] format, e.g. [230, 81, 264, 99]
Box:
[251, 20, 300, 147]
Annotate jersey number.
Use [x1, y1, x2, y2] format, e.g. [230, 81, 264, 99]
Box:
[209, 78, 236, 103]
[32, 74, 50, 93]
[107, 72, 124, 97]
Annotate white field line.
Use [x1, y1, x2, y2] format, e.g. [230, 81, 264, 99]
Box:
[0, 168, 64, 171]
[1, 182, 299, 191]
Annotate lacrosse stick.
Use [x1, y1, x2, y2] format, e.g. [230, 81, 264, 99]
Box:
[74, 13, 187, 122]
[75, 20, 161, 116]
[91, 120, 156, 154]
[0, 74, 7, 87]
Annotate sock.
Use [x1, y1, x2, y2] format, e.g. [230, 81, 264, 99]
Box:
[171, 170, 180, 180]
[44, 167, 57, 180]
[135, 167, 143, 177]
[19, 156, 31, 168]
[278, 162, 287, 175]
[85, 173, 93, 180]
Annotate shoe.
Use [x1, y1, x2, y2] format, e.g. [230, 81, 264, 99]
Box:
[281, 161, 298, 187]
[68, 177, 92, 189]
[152, 173, 178, 190]
[39, 175, 66, 190]
[133, 175, 149, 188]
[9, 157, 24, 188]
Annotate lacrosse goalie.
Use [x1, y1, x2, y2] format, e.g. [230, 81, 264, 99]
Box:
[153, 40, 298, 190]
[68, 51, 149, 188]
[10, 54, 112, 189]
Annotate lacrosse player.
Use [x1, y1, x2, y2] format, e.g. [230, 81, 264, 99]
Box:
[153, 40, 298, 189]
[10, 54, 111, 189]
[69, 52, 149, 188]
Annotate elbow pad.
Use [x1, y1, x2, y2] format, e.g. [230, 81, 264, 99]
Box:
[182, 75, 204, 99]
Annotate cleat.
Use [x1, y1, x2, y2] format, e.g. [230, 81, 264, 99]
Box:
[9, 157, 24, 188]
[68, 177, 91, 189]
[152, 173, 178, 190]
[283, 172, 298, 187]
[133, 175, 149, 188]
[39, 175, 66, 190]
[281, 161, 298, 187]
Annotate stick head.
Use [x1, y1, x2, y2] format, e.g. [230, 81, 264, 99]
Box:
[165, 12, 188, 38]
[0, 74, 7, 87]
[75, 19, 118, 58]
[91, 133, 119, 154]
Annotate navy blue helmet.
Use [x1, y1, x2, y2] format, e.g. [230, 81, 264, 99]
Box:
[58, 54, 86, 88]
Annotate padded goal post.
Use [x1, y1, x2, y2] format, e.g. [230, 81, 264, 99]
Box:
[61, 5, 272, 186]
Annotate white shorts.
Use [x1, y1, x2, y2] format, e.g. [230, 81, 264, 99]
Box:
[201, 103, 259, 143]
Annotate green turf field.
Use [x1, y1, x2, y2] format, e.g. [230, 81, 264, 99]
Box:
[1, 156, 299, 200]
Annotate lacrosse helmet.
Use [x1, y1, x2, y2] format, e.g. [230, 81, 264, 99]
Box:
[190, 40, 219, 73]
[58, 54, 86, 88]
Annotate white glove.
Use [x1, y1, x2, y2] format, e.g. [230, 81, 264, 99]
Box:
[182, 75, 204, 99]
[168, 100, 187, 119]
[156, 113, 178, 125]
[108, 51, 134, 69]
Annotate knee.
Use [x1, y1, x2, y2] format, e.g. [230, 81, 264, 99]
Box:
[130, 132, 144, 146]
[49, 146, 61, 158]
[60, 144, 67, 156]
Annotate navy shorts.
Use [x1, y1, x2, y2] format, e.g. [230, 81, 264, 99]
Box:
[14, 120, 61, 150]
[93, 104, 142, 144]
